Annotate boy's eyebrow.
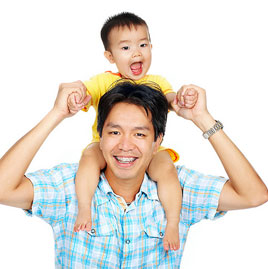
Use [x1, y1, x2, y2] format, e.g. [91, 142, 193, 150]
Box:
[118, 37, 149, 45]
[118, 40, 130, 45]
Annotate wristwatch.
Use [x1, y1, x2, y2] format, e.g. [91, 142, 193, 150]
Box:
[202, 120, 223, 139]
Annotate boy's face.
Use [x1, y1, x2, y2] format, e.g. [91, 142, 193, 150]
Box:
[104, 25, 152, 80]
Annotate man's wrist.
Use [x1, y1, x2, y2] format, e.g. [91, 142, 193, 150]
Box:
[192, 113, 216, 132]
[47, 108, 66, 127]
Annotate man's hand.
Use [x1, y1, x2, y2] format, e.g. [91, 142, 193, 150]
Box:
[55, 80, 91, 118]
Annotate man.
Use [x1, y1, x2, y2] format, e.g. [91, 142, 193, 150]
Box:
[0, 81, 267, 268]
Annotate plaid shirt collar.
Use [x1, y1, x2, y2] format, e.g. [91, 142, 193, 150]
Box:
[95, 172, 159, 207]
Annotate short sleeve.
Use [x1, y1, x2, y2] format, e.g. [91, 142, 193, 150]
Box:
[24, 163, 78, 226]
[83, 75, 102, 112]
[83, 73, 120, 112]
[177, 165, 227, 226]
[146, 75, 175, 96]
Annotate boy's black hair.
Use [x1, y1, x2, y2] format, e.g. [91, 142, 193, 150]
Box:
[97, 80, 168, 141]
[101, 12, 150, 51]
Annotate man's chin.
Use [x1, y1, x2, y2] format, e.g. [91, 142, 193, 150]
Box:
[105, 166, 144, 182]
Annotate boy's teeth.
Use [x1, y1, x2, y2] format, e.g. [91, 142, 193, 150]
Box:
[131, 62, 142, 69]
[115, 157, 136, 163]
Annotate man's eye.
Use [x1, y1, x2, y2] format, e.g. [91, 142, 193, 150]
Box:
[122, 46, 129, 50]
[109, 131, 120, 135]
[136, 133, 145, 137]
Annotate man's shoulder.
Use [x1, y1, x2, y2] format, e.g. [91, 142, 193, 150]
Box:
[27, 162, 78, 176]
[26, 163, 78, 192]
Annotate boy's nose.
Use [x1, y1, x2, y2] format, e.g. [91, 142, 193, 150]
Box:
[132, 48, 141, 58]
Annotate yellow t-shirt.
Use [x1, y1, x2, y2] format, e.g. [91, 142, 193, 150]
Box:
[83, 71, 179, 162]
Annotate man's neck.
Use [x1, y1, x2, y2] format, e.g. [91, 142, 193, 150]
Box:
[104, 171, 144, 203]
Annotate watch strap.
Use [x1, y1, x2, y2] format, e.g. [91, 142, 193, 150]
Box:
[202, 120, 223, 139]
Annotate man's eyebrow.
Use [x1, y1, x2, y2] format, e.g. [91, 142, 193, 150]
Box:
[133, 126, 150, 131]
[106, 123, 121, 129]
[106, 123, 150, 131]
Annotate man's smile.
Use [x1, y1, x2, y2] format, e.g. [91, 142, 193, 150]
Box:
[113, 156, 138, 168]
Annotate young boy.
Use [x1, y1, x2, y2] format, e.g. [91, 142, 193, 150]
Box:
[67, 12, 197, 251]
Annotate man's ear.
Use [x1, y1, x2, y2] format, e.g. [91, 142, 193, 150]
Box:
[99, 137, 103, 151]
[104, 51, 115, 64]
[153, 134, 163, 154]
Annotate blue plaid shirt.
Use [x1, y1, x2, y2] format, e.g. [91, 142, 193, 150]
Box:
[25, 163, 227, 268]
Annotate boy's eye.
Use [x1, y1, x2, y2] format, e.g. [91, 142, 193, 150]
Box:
[122, 46, 129, 50]
[140, 43, 147, 48]
[136, 133, 145, 137]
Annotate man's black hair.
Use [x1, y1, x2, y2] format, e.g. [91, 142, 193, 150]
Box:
[97, 80, 168, 141]
[101, 12, 150, 51]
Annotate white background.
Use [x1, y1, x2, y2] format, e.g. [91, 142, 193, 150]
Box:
[0, 0, 268, 268]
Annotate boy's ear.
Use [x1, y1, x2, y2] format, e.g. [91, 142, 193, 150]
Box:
[104, 51, 115, 64]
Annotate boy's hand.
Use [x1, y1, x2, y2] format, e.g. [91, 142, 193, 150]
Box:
[67, 92, 91, 115]
[171, 84, 208, 122]
[59, 80, 91, 115]
[176, 87, 198, 109]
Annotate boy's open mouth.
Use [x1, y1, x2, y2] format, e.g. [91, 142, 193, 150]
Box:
[130, 62, 143, 76]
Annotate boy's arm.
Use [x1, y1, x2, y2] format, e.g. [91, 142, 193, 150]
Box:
[172, 84, 268, 211]
[165, 92, 176, 110]
[75, 142, 106, 203]
[0, 83, 89, 209]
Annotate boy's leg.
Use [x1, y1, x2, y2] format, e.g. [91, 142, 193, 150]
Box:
[147, 150, 182, 251]
[74, 142, 106, 232]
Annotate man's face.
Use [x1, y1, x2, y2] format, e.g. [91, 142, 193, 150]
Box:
[104, 25, 152, 81]
[100, 102, 162, 183]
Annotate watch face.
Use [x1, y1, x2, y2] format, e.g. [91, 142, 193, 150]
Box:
[203, 121, 223, 139]
[215, 121, 223, 129]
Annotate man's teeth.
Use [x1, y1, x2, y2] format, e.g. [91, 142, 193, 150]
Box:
[115, 157, 136, 163]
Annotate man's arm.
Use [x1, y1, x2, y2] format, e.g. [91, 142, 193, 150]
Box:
[0, 82, 89, 209]
[171, 84, 268, 211]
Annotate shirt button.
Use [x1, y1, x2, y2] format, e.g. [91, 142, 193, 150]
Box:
[91, 229, 96, 234]
[159, 232, 164, 237]
[125, 239, 130, 244]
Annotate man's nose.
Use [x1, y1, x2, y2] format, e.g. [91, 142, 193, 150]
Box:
[118, 135, 135, 152]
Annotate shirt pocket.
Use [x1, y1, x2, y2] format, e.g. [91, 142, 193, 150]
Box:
[142, 220, 166, 253]
[83, 217, 119, 267]
[87, 216, 115, 237]
[143, 222, 165, 239]
[140, 222, 169, 265]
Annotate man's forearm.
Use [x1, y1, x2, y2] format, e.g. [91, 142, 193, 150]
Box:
[195, 112, 268, 209]
[0, 109, 63, 197]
